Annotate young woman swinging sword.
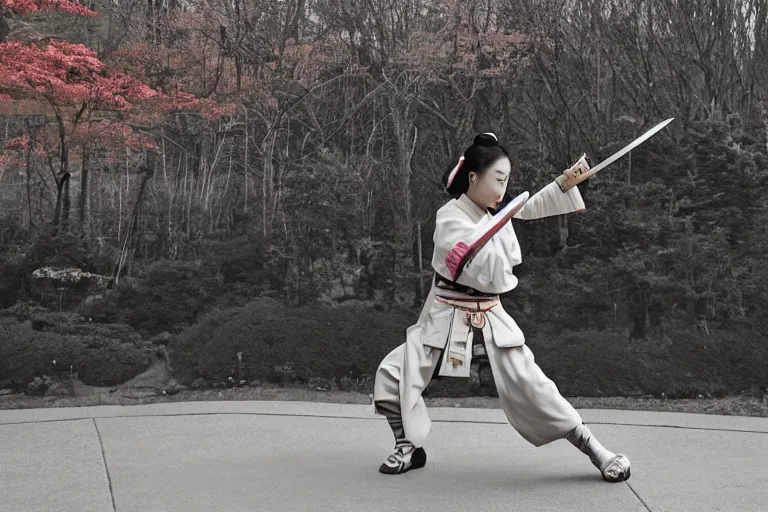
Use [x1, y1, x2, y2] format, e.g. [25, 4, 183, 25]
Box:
[372, 133, 631, 482]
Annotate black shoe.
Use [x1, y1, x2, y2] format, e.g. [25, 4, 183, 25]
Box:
[378, 446, 427, 475]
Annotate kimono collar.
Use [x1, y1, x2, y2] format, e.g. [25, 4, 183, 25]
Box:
[456, 194, 489, 222]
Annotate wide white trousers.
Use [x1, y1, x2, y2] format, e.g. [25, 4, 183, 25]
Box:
[373, 338, 582, 447]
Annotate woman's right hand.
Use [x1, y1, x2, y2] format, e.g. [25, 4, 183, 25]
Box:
[556, 154, 590, 192]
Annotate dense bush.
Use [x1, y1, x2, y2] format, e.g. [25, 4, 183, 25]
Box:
[3, 294, 767, 398]
[166, 299, 768, 398]
[0, 225, 114, 309]
[531, 321, 768, 398]
[0, 314, 155, 387]
[169, 298, 416, 385]
[80, 260, 216, 336]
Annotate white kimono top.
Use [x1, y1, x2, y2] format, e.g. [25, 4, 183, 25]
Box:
[417, 180, 586, 350]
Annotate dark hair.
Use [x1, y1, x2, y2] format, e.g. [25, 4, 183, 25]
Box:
[443, 133, 510, 197]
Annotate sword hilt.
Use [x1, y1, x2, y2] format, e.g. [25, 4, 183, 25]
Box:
[556, 153, 590, 192]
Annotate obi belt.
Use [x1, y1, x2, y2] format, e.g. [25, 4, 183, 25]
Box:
[433, 274, 499, 378]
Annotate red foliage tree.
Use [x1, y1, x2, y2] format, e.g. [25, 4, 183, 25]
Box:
[107, 40, 242, 123]
[0, 38, 159, 225]
[1, 0, 238, 237]
[1, 0, 96, 16]
[0, 0, 96, 43]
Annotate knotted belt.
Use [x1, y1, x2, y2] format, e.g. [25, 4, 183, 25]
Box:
[434, 294, 499, 370]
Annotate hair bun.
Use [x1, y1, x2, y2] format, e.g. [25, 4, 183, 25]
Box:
[473, 132, 498, 147]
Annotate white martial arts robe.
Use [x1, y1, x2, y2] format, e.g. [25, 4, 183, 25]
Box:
[374, 181, 586, 448]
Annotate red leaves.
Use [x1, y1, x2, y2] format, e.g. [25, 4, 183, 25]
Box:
[0, 135, 28, 173]
[0, 4, 236, 175]
[0, 40, 157, 110]
[158, 91, 238, 121]
[74, 120, 158, 153]
[0, 153, 23, 171]
[0, 37, 164, 169]
[1, 0, 97, 16]
[4, 134, 30, 150]
[109, 42, 242, 121]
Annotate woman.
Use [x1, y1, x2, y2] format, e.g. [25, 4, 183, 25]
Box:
[372, 133, 630, 482]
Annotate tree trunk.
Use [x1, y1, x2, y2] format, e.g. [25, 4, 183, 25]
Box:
[288, 0, 304, 40]
[53, 174, 70, 226]
[388, 95, 417, 305]
[235, 55, 242, 92]
[79, 149, 90, 228]
[111, 153, 155, 288]
[244, 109, 249, 212]
[52, 108, 70, 226]
[62, 173, 70, 225]
[25, 147, 33, 228]
[0, 15, 9, 43]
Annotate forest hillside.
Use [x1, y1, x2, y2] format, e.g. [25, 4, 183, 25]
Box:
[1, 0, 767, 399]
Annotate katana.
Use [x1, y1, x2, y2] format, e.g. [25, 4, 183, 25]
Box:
[556, 118, 674, 192]
[445, 191, 529, 281]
[446, 118, 674, 281]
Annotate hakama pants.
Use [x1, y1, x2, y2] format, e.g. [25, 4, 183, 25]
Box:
[373, 337, 582, 448]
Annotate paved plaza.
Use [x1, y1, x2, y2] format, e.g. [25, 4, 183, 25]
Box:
[2, 401, 767, 511]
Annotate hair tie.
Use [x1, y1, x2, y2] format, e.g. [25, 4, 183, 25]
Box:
[446, 156, 465, 188]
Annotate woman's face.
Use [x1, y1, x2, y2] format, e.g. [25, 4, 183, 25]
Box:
[467, 156, 511, 210]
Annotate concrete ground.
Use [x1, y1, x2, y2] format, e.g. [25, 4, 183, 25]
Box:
[1, 401, 767, 512]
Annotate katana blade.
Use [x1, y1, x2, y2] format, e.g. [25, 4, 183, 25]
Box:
[586, 118, 674, 178]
